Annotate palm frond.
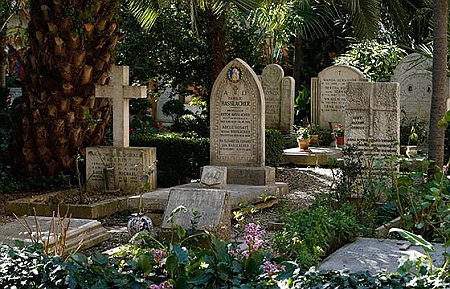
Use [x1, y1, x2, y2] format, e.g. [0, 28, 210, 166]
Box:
[126, 0, 161, 32]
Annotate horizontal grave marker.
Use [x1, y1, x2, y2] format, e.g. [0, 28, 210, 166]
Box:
[161, 188, 231, 241]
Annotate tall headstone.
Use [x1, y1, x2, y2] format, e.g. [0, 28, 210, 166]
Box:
[311, 65, 366, 128]
[260, 64, 295, 132]
[345, 82, 400, 159]
[391, 53, 433, 123]
[210, 58, 274, 185]
[86, 66, 157, 192]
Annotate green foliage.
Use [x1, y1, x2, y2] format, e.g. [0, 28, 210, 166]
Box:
[171, 114, 209, 138]
[334, 40, 406, 81]
[273, 203, 360, 271]
[400, 112, 428, 147]
[381, 157, 450, 243]
[131, 132, 209, 187]
[265, 129, 284, 167]
[162, 99, 187, 119]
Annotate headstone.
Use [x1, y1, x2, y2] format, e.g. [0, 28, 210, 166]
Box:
[210, 58, 274, 185]
[311, 65, 366, 128]
[260, 64, 295, 132]
[200, 165, 227, 189]
[345, 82, 400, 159]
[86, 65, 157, 192]
[161, 188, 231, 241]
[391, 53, 434, 124]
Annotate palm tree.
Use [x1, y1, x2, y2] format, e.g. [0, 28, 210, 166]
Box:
[10, 0, 122, 177]
[428, 0, 447, 167]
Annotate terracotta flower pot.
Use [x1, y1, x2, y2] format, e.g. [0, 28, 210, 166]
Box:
[309, 134, 319, 145]
[297, 138, 310, 150]
[336, 135, 344, 145]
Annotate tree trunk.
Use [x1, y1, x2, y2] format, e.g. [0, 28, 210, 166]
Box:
[293, 34, 304, 95]
[428, 0, 447, 167]
[206, 8, 227, 90]
[10, 0, 121, 177]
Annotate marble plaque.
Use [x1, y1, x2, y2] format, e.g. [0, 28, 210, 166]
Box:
[311, 65, 365, 128]
[201, 166, 227, 188]
[210, 58, 265, 167]
[86, 146, 157, 192]
[261, 64, 295, 132]
[161, 188, 231, 240]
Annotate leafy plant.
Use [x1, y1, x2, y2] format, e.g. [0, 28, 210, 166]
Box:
[334, 40, 406, 81]
[265, 129, 284, 167]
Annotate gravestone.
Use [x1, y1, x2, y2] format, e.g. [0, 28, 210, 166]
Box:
[311, 65, 366, 128]
[210, 58, 274, 185]
[345, 82, 400, 159]
[161, 188, 231, 241]
[391, 53, 433, 124]
[260, 64, 295, 132]
[86, 66, 157, 192]
[201, 165, 227, 189]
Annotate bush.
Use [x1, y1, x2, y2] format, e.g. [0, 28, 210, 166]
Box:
[265, 129, 284, 167]
[131, 132, 209, 187]
[273, 203, 360, 271]
[171, 114, 209, 138]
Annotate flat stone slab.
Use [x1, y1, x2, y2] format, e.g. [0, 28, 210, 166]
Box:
[283, 147, 342, 166]
[319, 237, 446, 274]
[128, 182, 288, 225]
[0, 216, 111, 255]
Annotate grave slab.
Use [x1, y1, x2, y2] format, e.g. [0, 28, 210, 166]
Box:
[319, 237, 446, 274]
[161, 188, 231, 241]
[0, 216, 111, 255]
[282, 147, 342, 166]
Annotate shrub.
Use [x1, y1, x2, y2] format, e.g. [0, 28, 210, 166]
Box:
[273, 203, 360, 271]
[171, 114, 209, 138]
[265, 129, 284, 167]
[131, 132, 209, 187]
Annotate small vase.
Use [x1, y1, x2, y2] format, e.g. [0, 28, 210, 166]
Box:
[406, 145, 418, 158]
[127, 213, 154, 236]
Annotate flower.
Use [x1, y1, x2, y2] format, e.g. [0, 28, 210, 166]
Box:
[244, 223, 265, 252]
[150, 281, 173, 289]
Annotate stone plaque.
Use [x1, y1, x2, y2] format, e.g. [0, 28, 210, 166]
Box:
[161, 188, 231, 240]
[391, 53, 434, 124]
[311, 65, 365, 128]
[261, 64, 295, 132]
[201, 166, 227, 188]
[86, 146, 157, 192]
[210, 58, 265, 167]
[345, 82, 400, 159]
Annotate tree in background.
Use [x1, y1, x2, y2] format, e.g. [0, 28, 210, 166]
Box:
[428, 0, 448, 167]
[10, 0, 122, 177]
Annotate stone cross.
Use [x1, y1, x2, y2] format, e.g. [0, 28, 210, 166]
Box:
[95, 65, 147, 147]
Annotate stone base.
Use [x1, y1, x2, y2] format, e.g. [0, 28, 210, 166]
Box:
[283, 146, 342, 166]
[86, 146, 157, 192]
[226, 166, 275, 185]
[0, 216, 110, 255]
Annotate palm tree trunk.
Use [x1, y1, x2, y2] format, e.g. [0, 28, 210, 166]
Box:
[206, 8, 227, 89]
[10, 0, 121, 177]
[428, 0, 447, 167]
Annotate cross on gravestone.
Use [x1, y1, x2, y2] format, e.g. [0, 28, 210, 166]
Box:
[95, 65, 147, 147]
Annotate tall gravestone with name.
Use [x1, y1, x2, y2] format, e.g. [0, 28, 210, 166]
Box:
[311, 65, 366, 128]
[345, 82, 400, 159]
[210, 58, 275, 185]
[86, 66, 157, 192]
[260, 64, 295, 132]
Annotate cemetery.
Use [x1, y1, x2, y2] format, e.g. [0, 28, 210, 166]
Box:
[0, 1, 450, 288]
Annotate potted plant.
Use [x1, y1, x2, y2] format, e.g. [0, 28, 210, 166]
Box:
[334, 126, 344, 145]
[307, 124, 319, 145]
[406, 126, 418, 158]
[294, 125, 311, 151]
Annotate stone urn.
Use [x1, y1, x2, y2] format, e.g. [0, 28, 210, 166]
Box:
[127, 213, 154, 236]
[406, 145, 418, 158]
